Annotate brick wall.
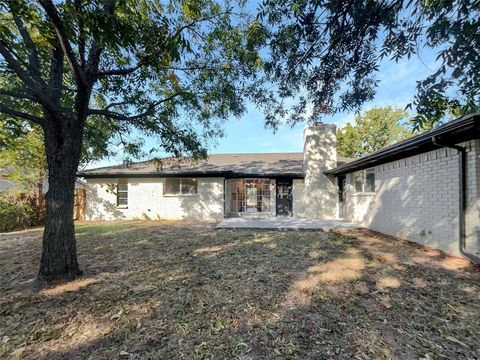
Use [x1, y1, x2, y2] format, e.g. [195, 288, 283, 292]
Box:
[466, 140, 480, 255]
[344, 140, 480, 257]
[303, 123, 338, 219]
[292, 179, 305, 217]
[86, 177, 224, 221]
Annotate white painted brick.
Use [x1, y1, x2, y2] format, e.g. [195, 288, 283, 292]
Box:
[344, 140, 480, 257]
[86, 177, 224, 221]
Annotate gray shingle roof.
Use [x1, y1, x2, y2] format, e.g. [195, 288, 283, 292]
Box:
[326, 112, 480, 176]
[78, 153, 352, 178]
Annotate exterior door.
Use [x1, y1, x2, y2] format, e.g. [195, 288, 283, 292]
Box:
[276, 179, 293, 216]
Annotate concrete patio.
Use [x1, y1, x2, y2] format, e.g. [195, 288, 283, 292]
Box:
[216, 217, 360, 231]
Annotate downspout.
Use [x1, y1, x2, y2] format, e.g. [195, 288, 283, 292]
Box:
[223, 179, 226, 219]
[431, 136, 480, 264]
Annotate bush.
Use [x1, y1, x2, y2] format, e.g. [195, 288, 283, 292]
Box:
[0, 197, 34, 232]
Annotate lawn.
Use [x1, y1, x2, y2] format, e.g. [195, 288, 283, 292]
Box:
[0, 221, 479, 359]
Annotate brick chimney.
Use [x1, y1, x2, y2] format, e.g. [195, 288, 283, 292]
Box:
[303, 123, 338, 219]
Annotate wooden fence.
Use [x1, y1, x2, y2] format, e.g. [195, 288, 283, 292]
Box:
[39, 188, 86, 221]
[73, 188, 86, 221]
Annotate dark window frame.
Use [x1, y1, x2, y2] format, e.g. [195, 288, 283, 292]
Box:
[164, 178, 198, 196]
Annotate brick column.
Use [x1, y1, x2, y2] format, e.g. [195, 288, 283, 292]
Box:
[303, 123, 338, 219]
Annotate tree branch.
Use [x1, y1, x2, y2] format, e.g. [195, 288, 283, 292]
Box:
[95, 64, 142, 77]
[85, 0, 116, 80]
[96, 63, 220, 78]
[172, 11, 230, 40]
[88, 92, 186, 121]
[104, 101, 128, 110]
[75, 0, 86, 69]
[8, 1, 43, 83]
[0, 103, 43, 124]
[88, 108, 139, 121]
[0, 89, 35, 101]
[38, 0, 88, 88]
[0, 41, 62, 117]
[48, 45, 64, 105]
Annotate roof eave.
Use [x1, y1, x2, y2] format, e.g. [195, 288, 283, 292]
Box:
[77, 171, 235, 178]
[77, 171, 305, 179]
[325, 112, 480, 176]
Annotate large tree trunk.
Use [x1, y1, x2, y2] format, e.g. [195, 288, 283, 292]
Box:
[38, 120, 84, 281]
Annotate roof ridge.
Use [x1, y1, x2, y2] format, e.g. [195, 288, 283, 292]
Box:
[208, 151, 303, 155]
[82, 152, 305, 172]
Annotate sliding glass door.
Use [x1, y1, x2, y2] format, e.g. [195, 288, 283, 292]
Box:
[228, 179, 272, 214]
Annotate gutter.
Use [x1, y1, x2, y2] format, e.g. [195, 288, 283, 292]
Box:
[432, 136, 480, 264]
[77, 171, 306, 179]
[325, 112, 480, 176]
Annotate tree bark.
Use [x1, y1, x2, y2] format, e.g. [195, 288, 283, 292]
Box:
[38, 119, 84, 281]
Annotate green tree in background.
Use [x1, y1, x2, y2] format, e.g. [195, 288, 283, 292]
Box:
[0, 120, 46, 193]
[0, 117, 119, 192]
[0, 0, 262, 280]
[337, 107, 410, 158]
[0, 120, 46, 228]
[0, 116, 113, 228]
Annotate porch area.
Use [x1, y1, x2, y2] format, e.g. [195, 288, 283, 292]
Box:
[225, 177, 301, 218]
[216, 216, 359, 231]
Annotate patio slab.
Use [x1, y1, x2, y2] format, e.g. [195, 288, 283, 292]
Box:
[216, 217, 360, 231]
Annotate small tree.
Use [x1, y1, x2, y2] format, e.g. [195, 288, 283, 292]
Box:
[337, 107, 410, 158]
[0, 120, 46, 193]
[0, 0, 262, 280]
[0, 119, 46, 224]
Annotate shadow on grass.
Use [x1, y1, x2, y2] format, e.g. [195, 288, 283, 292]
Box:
[0, 222, 479, 359]
[75, 221, 145, 237]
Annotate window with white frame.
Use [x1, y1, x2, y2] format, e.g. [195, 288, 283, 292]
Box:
[164, 178, 198, 195]
[353, 168, 375, 193]
[116, 183, 128, 206]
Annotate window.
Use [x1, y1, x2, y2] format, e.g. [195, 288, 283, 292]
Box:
[117, 183, 128, 206]
[228, 179, 271, 213]
[353, 169, 375, 193]
[164, 178, 198, 195]
[354, 172, 364, 193]
[365, 169, 375, 192]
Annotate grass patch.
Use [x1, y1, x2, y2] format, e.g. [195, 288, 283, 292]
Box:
[0, 221, 479, 359]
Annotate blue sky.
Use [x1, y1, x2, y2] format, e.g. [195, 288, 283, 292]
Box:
[213, 47, 438, 154]
[88, 38, 439, 169]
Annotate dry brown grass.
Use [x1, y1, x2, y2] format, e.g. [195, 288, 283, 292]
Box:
[0, 221, 479, 359]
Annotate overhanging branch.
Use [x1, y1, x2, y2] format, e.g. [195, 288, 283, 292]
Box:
[85, 0, 115, 80]
[75, 0, 86, 68]
[95, 63, 220, 78]
[0, 89, 36, 101]
[0, 103, 43, 125]
[8, 2, 43, 83]
[39, 0, 88, 88]
[0, 41, 62, 117]
[172, 11, 230, 40]
[96, 65, 141, 77]
[87, 92, 186, 121]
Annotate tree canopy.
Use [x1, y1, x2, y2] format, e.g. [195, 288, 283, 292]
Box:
[0, 0, 263, 162]
[256, 0, 480, 129]
[336, 106, 410, 158]
[0, 0, 263, 280]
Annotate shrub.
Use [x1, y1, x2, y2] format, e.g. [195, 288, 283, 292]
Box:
[0, 197, 34, 232]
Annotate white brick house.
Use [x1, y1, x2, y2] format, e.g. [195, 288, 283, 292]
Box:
[79, 113, 480, 262]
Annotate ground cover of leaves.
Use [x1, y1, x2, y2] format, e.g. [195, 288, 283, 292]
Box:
[0, 221, 479, 359]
